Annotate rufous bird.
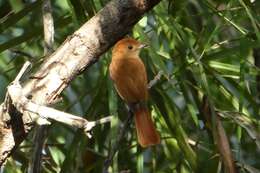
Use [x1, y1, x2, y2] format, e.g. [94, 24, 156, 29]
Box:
[109, 37, 160, 147]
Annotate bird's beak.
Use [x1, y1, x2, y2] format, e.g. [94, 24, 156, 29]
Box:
[138, 43, 149, 49]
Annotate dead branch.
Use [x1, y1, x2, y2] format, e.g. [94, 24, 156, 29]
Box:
[7, 62, 112, 135]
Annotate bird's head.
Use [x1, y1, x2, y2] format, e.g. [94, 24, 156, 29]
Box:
[112, 38, 147, 58]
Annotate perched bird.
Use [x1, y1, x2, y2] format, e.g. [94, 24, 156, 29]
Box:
[109, 38, 160, 147]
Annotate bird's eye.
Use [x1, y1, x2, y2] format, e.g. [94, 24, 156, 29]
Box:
[128, 45, 133, 50]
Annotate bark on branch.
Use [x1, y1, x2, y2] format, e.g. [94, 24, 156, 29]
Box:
[0, 0, 161, 165]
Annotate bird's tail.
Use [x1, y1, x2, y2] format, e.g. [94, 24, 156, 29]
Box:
[134, 106, 160, 147]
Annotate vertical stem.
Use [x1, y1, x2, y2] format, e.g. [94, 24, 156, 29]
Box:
[201, 97, 237, 173]
[28, 126, 48, 173]
[28, 0, 54, 172]
[42, 0, 54, 54]
[103, 111, 133, 173]
[253, 48, 260, 102]
[137, 147, 143, 173]
[107, 74, 119, 172]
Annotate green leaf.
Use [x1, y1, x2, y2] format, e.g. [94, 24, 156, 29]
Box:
[151, 88, 197, 171]
[0, 0, 42, 33]
[0, 15, 71, 53]
[67, 0, 87, 25]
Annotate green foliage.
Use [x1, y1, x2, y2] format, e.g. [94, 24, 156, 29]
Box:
[0, 0, 260, 172]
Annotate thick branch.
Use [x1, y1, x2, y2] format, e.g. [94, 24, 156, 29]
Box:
[7, 62, 112, 136]
[0, 0, 162, 165]
[9, 82, 112, 135]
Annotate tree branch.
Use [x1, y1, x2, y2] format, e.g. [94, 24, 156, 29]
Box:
[0, 0, 162, 165]
[7, 71, 112, 136]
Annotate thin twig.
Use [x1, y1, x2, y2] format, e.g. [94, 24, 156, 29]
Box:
[28, 125, 47, 173]
[148, 70, 163, 89]
[103, 111, 133, 173]
[103, 70, 164, 172]
[86, 116, 114, 131]
[10, 49, 34, 59]
[84, 116, 114, 138]
[1, 61, 31, 124]
[13, 61, 31, 83]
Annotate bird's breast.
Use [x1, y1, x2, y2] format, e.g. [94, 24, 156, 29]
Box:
[109, 57, 148, 103]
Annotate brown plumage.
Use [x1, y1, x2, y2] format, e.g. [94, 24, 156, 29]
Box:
[109, 38, 160, 147]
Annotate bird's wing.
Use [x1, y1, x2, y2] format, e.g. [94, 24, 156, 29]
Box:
[109, 57, 148, 103]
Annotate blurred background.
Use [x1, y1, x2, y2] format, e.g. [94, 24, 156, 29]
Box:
[0, 0, 259, 172]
